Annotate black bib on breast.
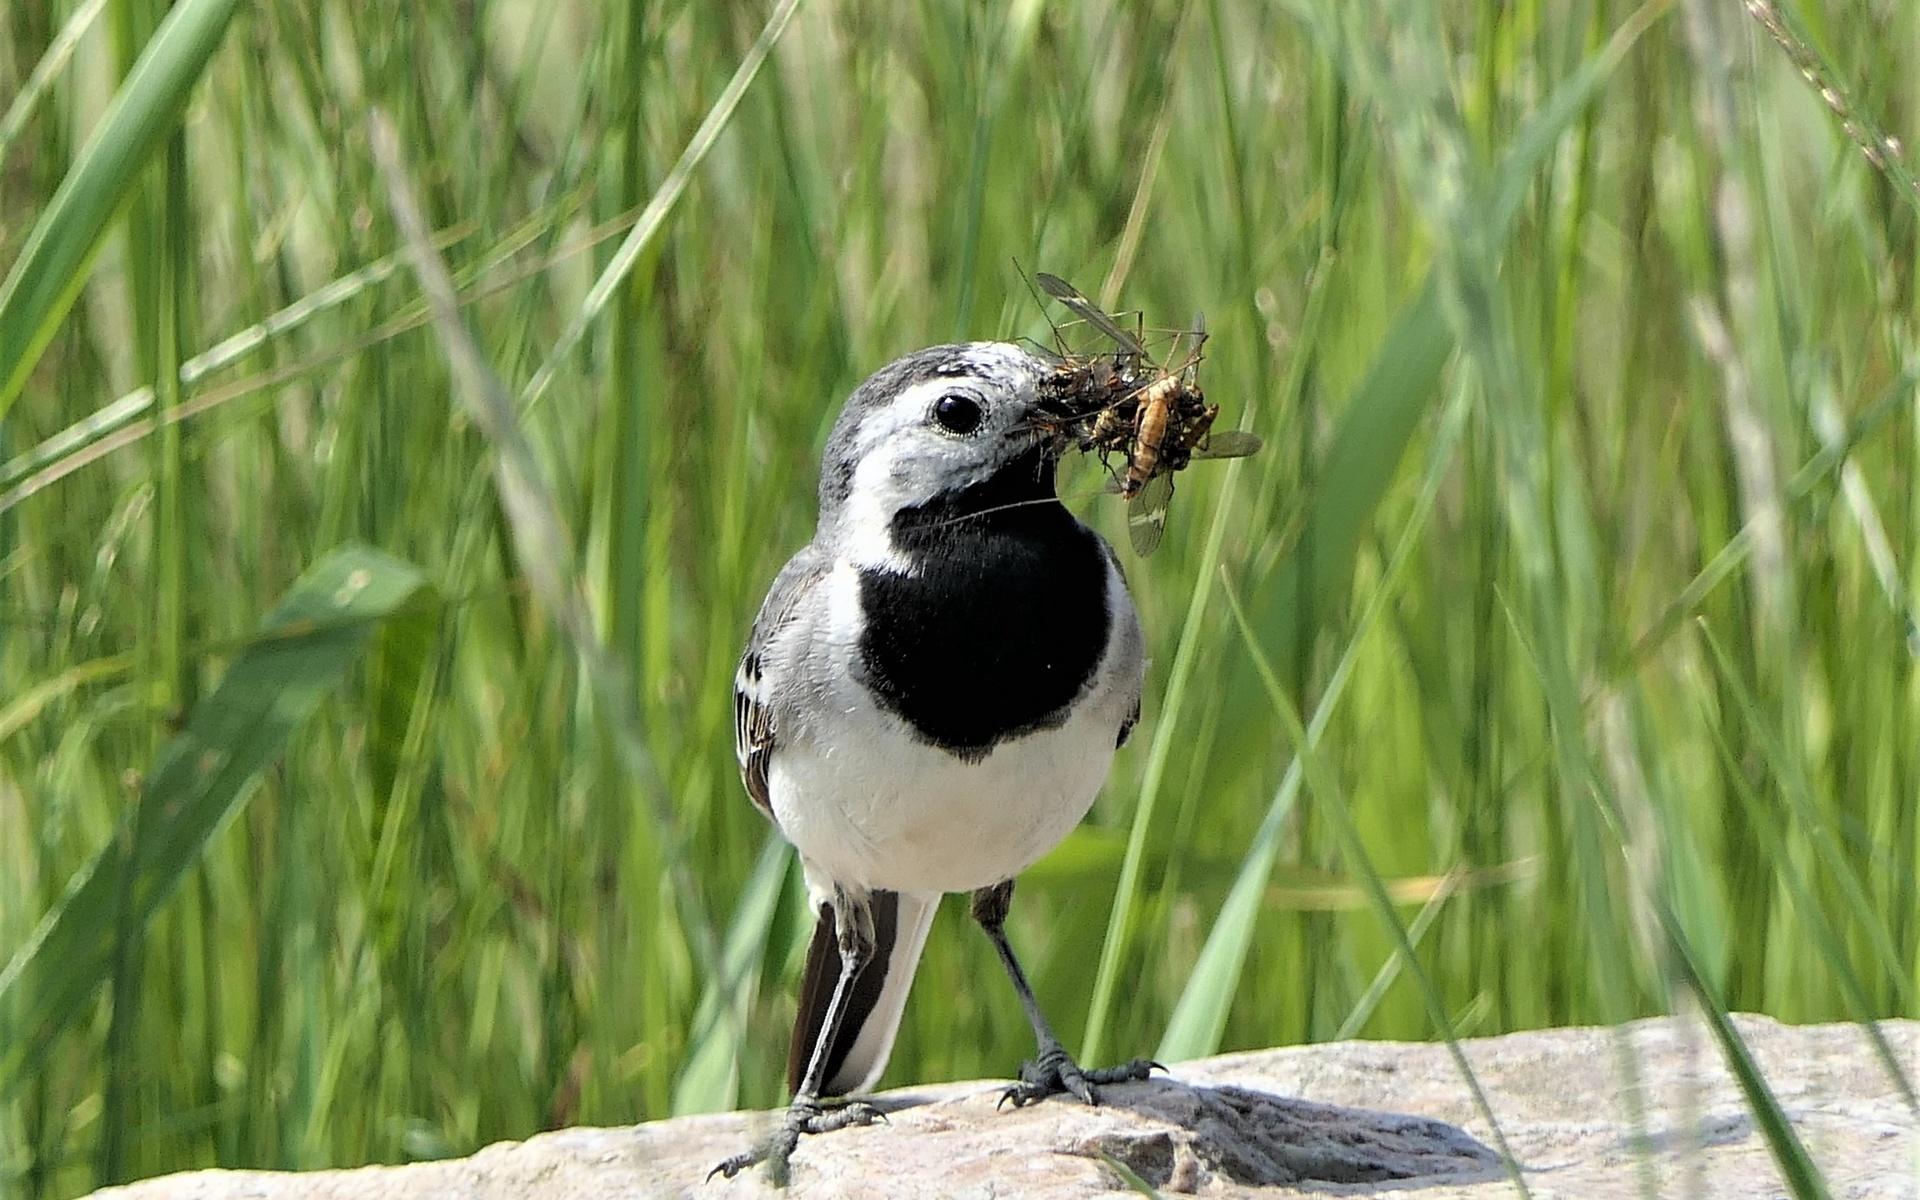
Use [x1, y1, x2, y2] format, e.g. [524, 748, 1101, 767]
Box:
[855, 450, 1111, 760]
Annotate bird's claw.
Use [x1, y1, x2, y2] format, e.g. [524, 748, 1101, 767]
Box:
[807, 1100, 887, 1132]
[706, 1098, 887, 1184]
[996, 1044, 1160, 1109]
[706, 1152, 759, 1183]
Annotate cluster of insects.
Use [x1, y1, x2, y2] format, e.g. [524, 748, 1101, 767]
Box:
[1027, 272, 1262, 556]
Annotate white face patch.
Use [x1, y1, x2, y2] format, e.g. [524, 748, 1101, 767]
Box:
[840, 463, 917, 575]
[838, 371, 1017, 574]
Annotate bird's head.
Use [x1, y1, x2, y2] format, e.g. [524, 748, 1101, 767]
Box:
[817, 343, 1072, 568]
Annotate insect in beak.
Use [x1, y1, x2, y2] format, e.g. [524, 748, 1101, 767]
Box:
[1026, 271, 1263, 555]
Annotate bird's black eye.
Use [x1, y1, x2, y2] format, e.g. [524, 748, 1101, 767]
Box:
[931, 393, 984, 435]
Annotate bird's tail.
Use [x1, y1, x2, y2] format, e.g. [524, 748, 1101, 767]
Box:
[787, 889, 941, 1098]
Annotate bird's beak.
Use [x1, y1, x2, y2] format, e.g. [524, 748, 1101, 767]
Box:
[1023, 358, 1091, 460]
[1021, 398, 1075, 459]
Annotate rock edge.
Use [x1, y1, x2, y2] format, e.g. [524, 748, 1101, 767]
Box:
[90, 1015, 1917, 1198]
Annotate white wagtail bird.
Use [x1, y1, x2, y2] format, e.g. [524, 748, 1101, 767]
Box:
[711, 341, 1154, 1181]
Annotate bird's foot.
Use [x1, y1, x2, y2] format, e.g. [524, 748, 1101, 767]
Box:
[707, 1097, 885, 1186]
[997, 1041, 1161, 1109]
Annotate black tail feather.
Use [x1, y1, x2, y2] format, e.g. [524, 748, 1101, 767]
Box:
[786, 890, 900, 1096]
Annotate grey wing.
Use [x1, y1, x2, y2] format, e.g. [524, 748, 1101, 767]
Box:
[1098, 538, 1146, 749]
[734, 547, 828, 820]
[1117, 696, 1141, 748]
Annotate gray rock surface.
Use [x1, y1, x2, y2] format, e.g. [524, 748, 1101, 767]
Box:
[91, 1015, 1917, 1198]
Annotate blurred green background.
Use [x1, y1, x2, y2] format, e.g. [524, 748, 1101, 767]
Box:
[2, 0, 1916, 1194]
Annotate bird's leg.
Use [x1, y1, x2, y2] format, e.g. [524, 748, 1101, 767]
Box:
[970, 880, 1159, 1109]
[708, 887, 887, 1185]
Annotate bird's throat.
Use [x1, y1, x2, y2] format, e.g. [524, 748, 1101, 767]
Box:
[888, 447, 1064, 554]
[857, 447, 1109, 759]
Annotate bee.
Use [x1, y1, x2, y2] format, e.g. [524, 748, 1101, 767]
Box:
[1032, 273, 1262, 555]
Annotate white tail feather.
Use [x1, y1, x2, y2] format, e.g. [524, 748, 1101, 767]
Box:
[823, 891, 940, 1096]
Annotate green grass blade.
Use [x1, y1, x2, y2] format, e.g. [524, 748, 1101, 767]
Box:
[1097, 1150, 1169, 1198]
[1237, 0, 1667, 668]
[1237, 277, 1448, 662]
[1153, 742, 1302, 1061]
[1696, 625, 1908, 995]
[518, 0, 806, 412]
[1740, 0, 1920, 214]
[672, 836, 794, 1115]
[1484, 0, 1674, 233]
[1216, 575, 1532, 1198]
[369, 110, 732, 1041]
[1614, 370, 1915, 676]
[1082, 451, 1249, 1064]
[0, 203, 576, 503]
[1334, 869, 1458, 1041]
[1157, 388, 1471, 1061]
[0, 546, 434, 1096]
[0, 0, 242, 417]
[1696, 688, 1918, 1110]
[0, 655, 129, 744]
[1661, 911, 1833, 1200]
[0, 0, 108, 171]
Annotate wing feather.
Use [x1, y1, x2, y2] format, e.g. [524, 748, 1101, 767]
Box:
[734, 549, 828, 821]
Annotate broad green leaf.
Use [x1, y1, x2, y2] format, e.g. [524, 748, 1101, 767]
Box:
[0, 546, 434, 1094]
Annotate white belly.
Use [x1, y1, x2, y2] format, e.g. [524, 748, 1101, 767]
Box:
[769, 695, 1118, 894]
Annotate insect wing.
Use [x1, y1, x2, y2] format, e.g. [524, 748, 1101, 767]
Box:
[1126, 471, 1174, 556]
[1191, 429, 1263, 459]
[1182, 311, 1208, 373]
[1034, 272, 1147, 357]
[1012, 333, 1066, 366]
